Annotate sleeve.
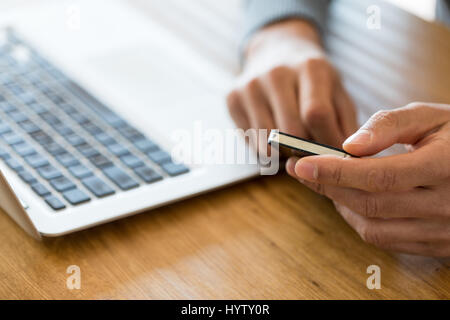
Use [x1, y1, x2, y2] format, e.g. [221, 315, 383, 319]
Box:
[242, 0, 331, 47]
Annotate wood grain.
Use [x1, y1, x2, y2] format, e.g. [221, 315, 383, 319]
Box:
[0, 173, 449, 299]
[0, 0, 449, 299]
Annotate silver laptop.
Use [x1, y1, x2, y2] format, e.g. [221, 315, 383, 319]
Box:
[0, 0, 262, 238]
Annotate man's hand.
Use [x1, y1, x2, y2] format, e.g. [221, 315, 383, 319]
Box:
[286, 103, 450, 257]
[227, 19, 358, 150]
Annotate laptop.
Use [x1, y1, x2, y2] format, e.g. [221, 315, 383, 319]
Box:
[0, 0, 262, 238]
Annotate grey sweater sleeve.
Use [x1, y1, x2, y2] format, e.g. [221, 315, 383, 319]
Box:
[242, 0, 331, 46]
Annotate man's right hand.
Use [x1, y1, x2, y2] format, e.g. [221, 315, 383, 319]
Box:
[227, 19, 358, 150]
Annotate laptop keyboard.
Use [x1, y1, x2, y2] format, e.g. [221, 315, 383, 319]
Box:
[0, 29, 189, 211]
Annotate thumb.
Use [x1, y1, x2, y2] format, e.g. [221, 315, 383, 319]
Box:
[342, 103, 450, 156]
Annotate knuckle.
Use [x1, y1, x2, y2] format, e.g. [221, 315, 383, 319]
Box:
[362, 195, 380, 218]
[281, 120, 304, 136]
[302, 57, 329, 71]
[331, 165, 343, 186]
[359, 223, 384, 247]
[370, 110, 398, 129]
[366, 168, 397, 192]
[226, 90, 239, 104]
[245, 78, 260, 93]
[266, 66, 290, 83]
[427, 245, 450, 258]
[226, 92, 241, 113]
[312, 183, 325, 195]
[303, 104, 329, 125]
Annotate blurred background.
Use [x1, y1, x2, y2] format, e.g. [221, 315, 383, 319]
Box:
[0, 0, 438, 20]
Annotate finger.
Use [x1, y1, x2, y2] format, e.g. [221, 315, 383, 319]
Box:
[299, 59, 343, 147]
[293, 143, 447, 192]
[343, 103, 450, 157]
[262, 67, 308, 138]
[333, 203, 450, 246]
[334, 82, 359, 138]
[376, 241, 450, 257]
[242, 79, 275, 152]
[300, 180, 450, 219]
[286, 156, 300, 177]
[227, 91, 250, 130]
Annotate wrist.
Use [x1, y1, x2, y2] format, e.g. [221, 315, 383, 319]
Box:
[246, 19, 323, 60]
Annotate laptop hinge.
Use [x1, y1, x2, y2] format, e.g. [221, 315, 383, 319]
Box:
[0, 170, 41, 240]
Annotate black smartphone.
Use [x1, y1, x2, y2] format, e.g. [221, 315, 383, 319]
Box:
[268, 130, 356, 158]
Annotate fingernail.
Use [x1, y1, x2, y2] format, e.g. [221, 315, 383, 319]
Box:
[296, 161, 318, 181]
[286, 157, 300, 176]
[344, 129, 372, 146]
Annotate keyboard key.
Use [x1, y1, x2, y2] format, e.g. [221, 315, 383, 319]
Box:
[161, 162, 190, 177]
[7, 110, 28, 122]
[0, 146, 10, 159]
[18, 170, 37, 184]
[8, 85, 24, 95]
[55, 152, 80, 167]
[70, 113, 90, 125]
[89, 154, 113, 168]
[83, 122, 102, 135]
[102, 166, 139, 190]
[8, 84, 25, 95]
[52, 123, 74, 136]
[107, 143, 129, 157]
[94, 132, 116, 146]
[45, 195, 66, 210]
[63, 188, 91, 205]
[120, 154, 144, 168]
[148, 150, 171, 164]
[28, 102, 48, 114]
[24, 153, 49, 168]
[31, 131, 52, 144]
[76, 143, 100, 158]
[65, 134, 86, 147]
[40, 112, 61, 126]
[134, 166, 163, 184]
[117, 125, 145, 141]
[0, 123, 12, 135]
[103, 112, 126, 128]
[68, 164, 93, 179]
[47, 94, 65, 105]
[5, 158, 24, 172]
[134, 139, 159, 153]
[82, 176, 115, 197]
[43, 142, 66, 155]
[16, 92, 36, 105]
[0, 102, 16, 113]
[59, 103, 77, 115]
[12, 142, 36, 157]
[31, 183, 51, 197]
[18, 120, 40, 134]
[50, 176, 76, 192]
[37, 165, 62, 180]
[2, 132, 24, 145]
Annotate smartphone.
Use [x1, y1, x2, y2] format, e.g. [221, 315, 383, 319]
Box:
[268, 130, 356, 158]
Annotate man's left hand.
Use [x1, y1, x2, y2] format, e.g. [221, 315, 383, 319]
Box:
[286, 103, 450, 257]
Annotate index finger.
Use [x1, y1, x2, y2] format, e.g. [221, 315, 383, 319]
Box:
[292, 142, 448, 192]
[299, 59, 343, 147]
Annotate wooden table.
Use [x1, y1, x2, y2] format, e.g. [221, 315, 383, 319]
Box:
[0, 0, 449, 299]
